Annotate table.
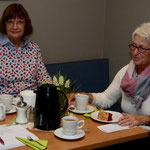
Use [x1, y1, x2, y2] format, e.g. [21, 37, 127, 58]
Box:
[0, 110, 149, 150]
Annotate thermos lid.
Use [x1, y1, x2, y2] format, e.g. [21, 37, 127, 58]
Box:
[40, 83, 56, 88]
[36, 84, 57, 93]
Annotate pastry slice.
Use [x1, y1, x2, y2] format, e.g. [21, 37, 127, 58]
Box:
[98, 109, 112, 121]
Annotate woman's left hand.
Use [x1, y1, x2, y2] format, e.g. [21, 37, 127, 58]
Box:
[118, 113, 150, 128]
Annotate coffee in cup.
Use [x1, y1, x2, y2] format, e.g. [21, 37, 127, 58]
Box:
[0, 94, 13, 111]
[76, 94, 89, 111]
[62, 116, 85, 136]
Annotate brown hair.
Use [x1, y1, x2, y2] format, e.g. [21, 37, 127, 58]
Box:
[0, 3, 33, 36]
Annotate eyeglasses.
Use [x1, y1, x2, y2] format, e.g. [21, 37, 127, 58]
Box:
[129, 43, 150, 53]
[6, 20, 25, 27]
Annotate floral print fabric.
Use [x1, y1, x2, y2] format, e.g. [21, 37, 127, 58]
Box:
[0, 34, 52, 97]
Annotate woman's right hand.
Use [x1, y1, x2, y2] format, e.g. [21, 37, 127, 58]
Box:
[68, 93, 77, 106]
[68, 92, 93, 106]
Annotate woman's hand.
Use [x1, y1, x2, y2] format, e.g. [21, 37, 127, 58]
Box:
[118, 113, 150, 128]
[68, 93, 77, 106]
[68, 92, 93, 106]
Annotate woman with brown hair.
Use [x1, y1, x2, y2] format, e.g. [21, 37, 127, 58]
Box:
[0, 3, 52, 96]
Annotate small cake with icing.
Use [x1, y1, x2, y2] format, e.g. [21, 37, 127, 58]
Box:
[98, 109, 112, 121]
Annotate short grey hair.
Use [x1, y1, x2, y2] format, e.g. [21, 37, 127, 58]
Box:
[132, 23, 150, 42]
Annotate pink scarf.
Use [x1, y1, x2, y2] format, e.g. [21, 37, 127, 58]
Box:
[120, 60, 150, 110]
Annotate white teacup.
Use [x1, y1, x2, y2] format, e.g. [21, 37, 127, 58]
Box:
[76, 94, 89, 111]
[0, 103, 6, 121]
[20, 90, 36, 107]
[0, 94, 13, 111]
[62, 116, 85, 136]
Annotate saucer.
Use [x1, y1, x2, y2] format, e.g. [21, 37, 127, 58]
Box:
[68, 105, 95, 114]
[54, 128, 85, 140]
[6, 105, 16, 114]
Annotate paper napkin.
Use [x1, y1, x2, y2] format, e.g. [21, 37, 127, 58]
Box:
[97, 124, 133, 133]
[0, 125, 39, 149]
[16, 137, 48, 150]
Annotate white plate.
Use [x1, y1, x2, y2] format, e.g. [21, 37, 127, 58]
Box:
[91, 110, 122, 123]
[6, 105, 16, 114]
[68, 105, 95, 114]
[54, 127, 85, 140]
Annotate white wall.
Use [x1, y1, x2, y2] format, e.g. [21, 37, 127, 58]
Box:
[104, 0, 150, 80]
[0, 0, 106, 64]
[2, 0, 150, 81]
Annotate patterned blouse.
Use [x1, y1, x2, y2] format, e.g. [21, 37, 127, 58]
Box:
[0, 34, 52, 97]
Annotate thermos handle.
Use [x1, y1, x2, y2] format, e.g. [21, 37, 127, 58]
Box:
[57, 90, 68, 115]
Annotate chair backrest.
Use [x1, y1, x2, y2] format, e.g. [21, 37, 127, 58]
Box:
[45, 59, 109, 93]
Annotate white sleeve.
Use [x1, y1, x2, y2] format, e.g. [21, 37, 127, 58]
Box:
[91, 65, 128, 109]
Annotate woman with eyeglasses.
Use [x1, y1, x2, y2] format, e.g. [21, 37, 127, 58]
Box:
[69, 23, 150, 128]
[0, 3, 52, 96]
